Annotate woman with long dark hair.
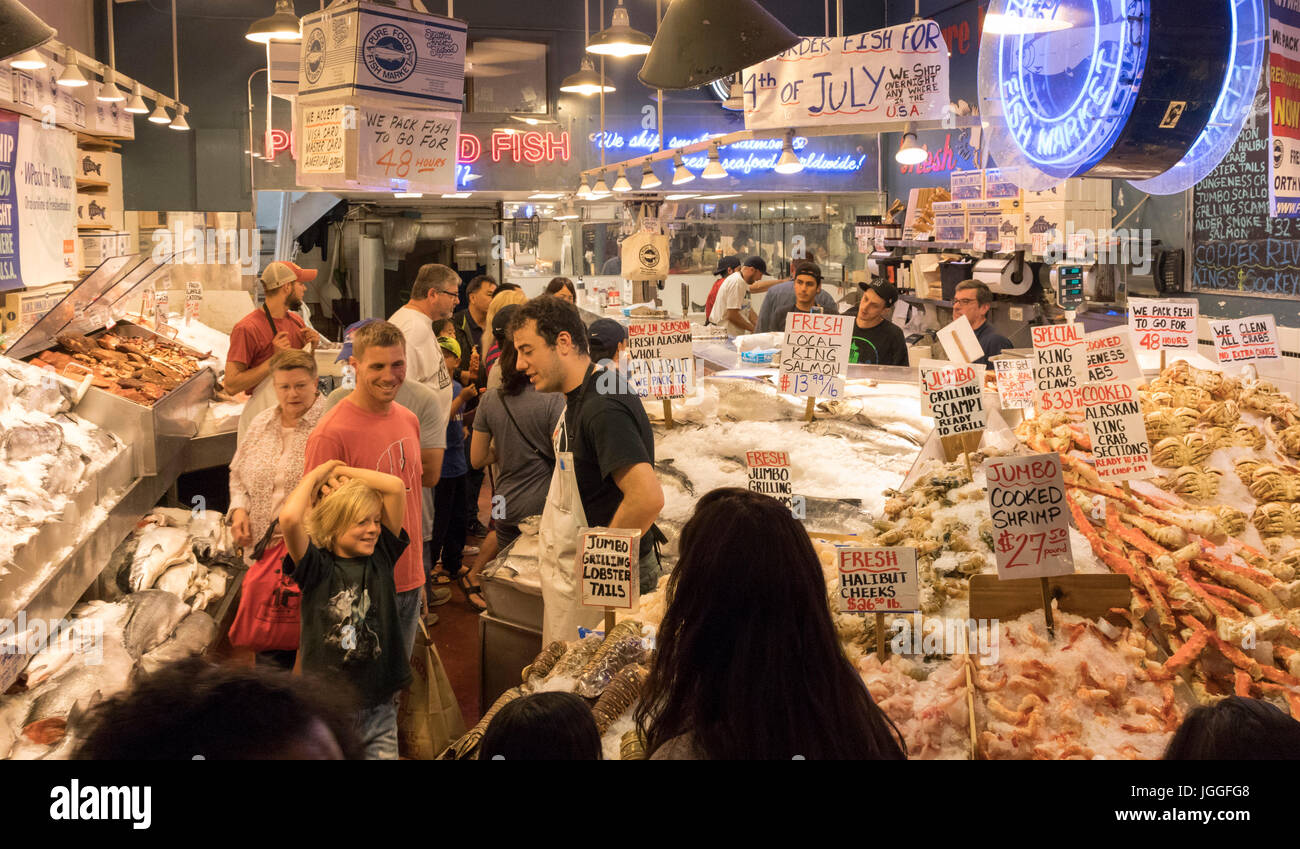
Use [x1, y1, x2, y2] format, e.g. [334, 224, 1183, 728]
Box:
[636, 487, 907, 760]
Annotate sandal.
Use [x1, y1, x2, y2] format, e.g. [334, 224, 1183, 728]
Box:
[457, 575, 487, 613]
[430, 566, 470, 586]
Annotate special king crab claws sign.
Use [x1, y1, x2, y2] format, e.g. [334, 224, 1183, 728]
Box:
[740, 21, 950, 131]
[1127, 297, 1199, 352]
[1209, 315, 1282, 364]
[778, 312, 853, 401]
[625, 318, 694, 399]
[745, 451, 794, 508]
[1081, 382, 1155, 481]
[1031, 323, 1086, 413]
[576, 528, 640, 620]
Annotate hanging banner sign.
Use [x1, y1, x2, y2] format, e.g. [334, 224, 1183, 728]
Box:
[985, 452, 1074, 581]
[1082, 382, 1155, 481]
[1269, 0, 1300, 217]
[1127, 297, 1198, 351]
[993, 357, 1034, 409]
[1084, 327, 1143, 385]
[1031, 323, 1085, 413]
[741, 20, 950, 131]
[1, 111, 77, 292]
[1209, 314, 1282, 362]
[746, 450, 794, 508]
[836, 547, 919, 613]
[576, 528, 640, 610]
[918, 359, 986, 437]
[625, 319, 695, 398]
[778, 311, 853, 398]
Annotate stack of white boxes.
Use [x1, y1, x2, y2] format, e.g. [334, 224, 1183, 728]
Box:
[944, 170, 1113, 252]
[1023, 178, 1113, 253]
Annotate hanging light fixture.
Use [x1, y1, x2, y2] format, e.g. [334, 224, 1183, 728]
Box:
[723, 75, 744, 111]
[165, 0, 190, 131]
[640, 162, 661, 190]
[639, 0, 799, 90]
[170, 104, 190, 131]
[56, 47, 88, 87]
[148, 98, 172, 124]
[702, 143, 727, 179]
[612, 167, 632, 192]
[9, 49, 46, 70]
[555, 203, 579, 221]
[590, 171, 611, 196]
[125, 82, 149, 114]
[672, 153, 695, 185]
[97, 69, 126, 102]
[895, 125, 927, 165]
[559, 58, 615, 95]
[577, 175, 594, 199]
[0, 1, 54, 67]
[774, 132, 803, 174]
[587, 0, 652, 57]
[245, 0, 301, 43]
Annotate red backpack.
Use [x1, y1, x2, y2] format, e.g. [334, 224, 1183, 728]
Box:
[703, 276, 726, 324]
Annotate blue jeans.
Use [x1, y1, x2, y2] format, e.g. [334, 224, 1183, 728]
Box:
[356, 699, 399, 760]
[396, 587, 422, 660]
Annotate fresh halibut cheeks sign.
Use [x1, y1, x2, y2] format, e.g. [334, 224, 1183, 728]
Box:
[742, 21, 950, 131]
[837, 547, 919, 613]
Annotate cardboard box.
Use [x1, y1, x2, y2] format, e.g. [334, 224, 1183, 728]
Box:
[298, 1, 468, 108]
[950, 169, 984, 200]
[934, 209, 968, 242]
[983, 167, 1024, 201]
[964, 197, 1022, 214]
[2, 283, 73, 336]
[1023, 202, 1114, 246]
[76, 193, 116, 228]
[903, 187, 953, 238]
[1025, 178, 1112, 207]
[970, 210, 1023, 244]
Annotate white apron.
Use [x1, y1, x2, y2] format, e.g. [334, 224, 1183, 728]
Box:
[537, 379, 601, 644]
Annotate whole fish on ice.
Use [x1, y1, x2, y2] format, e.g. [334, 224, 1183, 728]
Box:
[139, 611, 217, 675]
[128, 525, 191, 591]
[154, 558, 204, 601]
[2, 422, 63, 461]
[121, 589, 191, 658]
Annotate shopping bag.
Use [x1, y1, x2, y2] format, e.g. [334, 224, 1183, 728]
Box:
[620, 229, 669, 280]
[227, 540, 301, 652]
[397, 617, 466, 759]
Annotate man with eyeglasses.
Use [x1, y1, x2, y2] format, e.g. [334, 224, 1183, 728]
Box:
[951, 280, 1012, 366]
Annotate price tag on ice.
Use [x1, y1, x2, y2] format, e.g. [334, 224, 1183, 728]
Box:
[625, 318, 695, 398]
[153, 289, 170, 328]
[985, 452, 1074, 580]
[1128, 297, 1198, 350]
[1031, 323, 1085, 412]
[1209, 315, 1281, 363]
[972, 229, 988, 252]
[1082, 382, 1155, 481]
[918, 359, 986, 437]
[994, 357, 1034, 409]
[576, 527, 640, 610]
[837, 547, 919, 613]
[745, 450, 794, 508]
[778, 312, 852, 399]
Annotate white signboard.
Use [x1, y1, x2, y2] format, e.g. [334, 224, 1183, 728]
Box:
[9, 113, 77, 289]
[1031, 323, 1085, 413]
[625, 318, 694, 398]
[919, 358, 986, 437]
[154, 289, 170, 328]
[778, 311, 853, 399]
[1128, 297, 1198, 351]
[746, 450, 793, 508]
[576, 528, 639, 611]
[300, 103, 347, 174]
[357, 105, 458, 192]
[985, 452, 1074, 581]
[937, 313, 981, 364]
[994, 357, 1034, 410]
[1082, 382, 1155, 481]
[741, 21, 950, 131]
[184, 281, 202, 325]
[1209, 315, 1282, 363]
[837, 547, 919, 613]
[1084, 327, 1143, 385]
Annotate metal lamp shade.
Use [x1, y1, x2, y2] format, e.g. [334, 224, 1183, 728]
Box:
[638, 0, 799, 90]
[0, 0, 54, 66]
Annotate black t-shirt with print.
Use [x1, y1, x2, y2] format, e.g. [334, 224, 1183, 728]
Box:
[841, 306, 909, 366]
[285, 526, 413, 707]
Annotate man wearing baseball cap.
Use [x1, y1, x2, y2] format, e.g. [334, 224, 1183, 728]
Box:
[227, 261, 321, 441]
[841, 278, 909, 366]
[708, 255, 767, 335]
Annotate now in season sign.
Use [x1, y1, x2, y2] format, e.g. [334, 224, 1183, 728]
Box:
[1082, 382, 1154, 481]
[985, 452, 1074, 581]
[918, 359, 986, 437]
[625, 319, 694, 398]
[836, 547, 919, 613]
[1209, 314, 1281, 363]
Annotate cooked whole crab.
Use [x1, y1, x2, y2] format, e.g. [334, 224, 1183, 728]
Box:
[1151, 433, 1215, 468]
[1198, 400, 1241, 428]
[1159, 465, 1222, 501]
[1246, 466, 1300, 503]
[1252, 502, 1300, 537]
[1144, 407, 1200, 441]
[1277, 425, 1300, 460]
[1230, 422, 1266, 450]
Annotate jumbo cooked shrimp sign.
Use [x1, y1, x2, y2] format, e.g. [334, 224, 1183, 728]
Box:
[985, 452, 1074, 581]
[918, 358, 986, 437]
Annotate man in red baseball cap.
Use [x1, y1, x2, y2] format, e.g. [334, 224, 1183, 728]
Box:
[227, 261, 322, 441]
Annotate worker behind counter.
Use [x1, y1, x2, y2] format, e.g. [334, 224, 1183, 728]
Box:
[841, 279, 909, 366]
[707, 256, 771, 336]
[756, 259, 841, 333]
[950, 280, 1013, 367]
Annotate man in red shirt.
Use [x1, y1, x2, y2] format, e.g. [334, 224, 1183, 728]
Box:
[225, 261, 321, 395]
[304, 320, 435, 665]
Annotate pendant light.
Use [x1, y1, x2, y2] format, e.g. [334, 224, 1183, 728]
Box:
[702, 143, 727, 179]
[170, 105, 190, 131]
[0, 0, 54, 67]
[639, 0, 799, 90]
[245, 0, 301, 44]
[577, 175, 594, 199]
[774, 132, 803, 174]
[895, 125, 927, 165]
[587, 0, 652, 58]
[166, 0, 190, 131]
[640, 162, 661, 189]
[97, 69, 126, 102]
[559, 57, 615, 95]
[148, 98, 172, 124]
[125, 82, 149, 114]
[671, 153, 694, 185]
[9, 50, 46, 70]
[723, 75, 744, 111]
[590, 171, 611, 196]
[612, 166, 632, 192]
[56, 47, 88, 87]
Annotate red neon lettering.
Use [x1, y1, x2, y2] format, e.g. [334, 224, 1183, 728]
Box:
[458, 133, 481, 164]
[490, 131, 517, 162]
[519, 131, 545, 164]
[545, 132, 570, 161]
[265, 129, 292, 160]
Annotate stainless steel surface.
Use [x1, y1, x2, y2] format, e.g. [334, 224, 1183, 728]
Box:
[479, 612, 542, 714]
[480, 570, 543, 631]
[182, 430, 238, 474]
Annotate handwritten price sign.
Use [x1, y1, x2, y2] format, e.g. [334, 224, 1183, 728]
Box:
[360, 106, 458, 192]
[1128, 297, 1198, 350]
[1031, 323, 1085, 412]
[985, 452, 1074, 580]
[837, 547, 919, 613]
[779, 312, 852, 399]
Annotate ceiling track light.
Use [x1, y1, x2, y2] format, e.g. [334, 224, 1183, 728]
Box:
[591, 172, 611, 196]
[56, 47, 88, 87]
[672, 153, 695, 185]
[895, 124, 927, 165]
[774, 131, 803, 174]
[246, 0, 301, 44]
[577, 175, 594, 199]
[96, 68, 126, 102]
[125, 82, 149, 114]
[612, 167, 632, 192]
[148, 98, 173, 124]
[640, 162, 661, 189]
[169, 105, 190, 131]
[10, 49, 47, 70]
[702, 143, 727, 179]
[587, 0, 652, 57]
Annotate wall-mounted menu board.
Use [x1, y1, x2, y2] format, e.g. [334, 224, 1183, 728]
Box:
[1192, 77, 1300, 299]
